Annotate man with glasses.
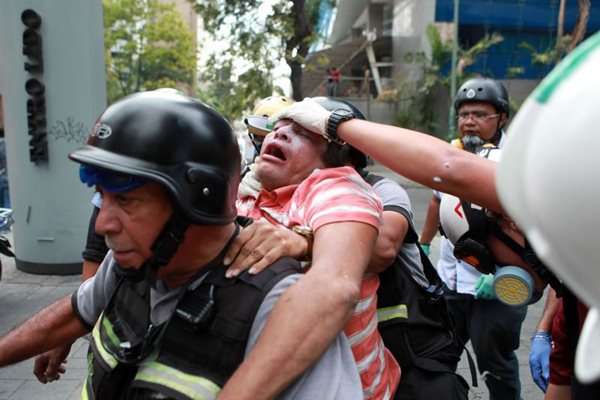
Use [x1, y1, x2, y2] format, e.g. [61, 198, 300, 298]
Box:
[419, 78, 527, 400]
[453, 77, 509, 150]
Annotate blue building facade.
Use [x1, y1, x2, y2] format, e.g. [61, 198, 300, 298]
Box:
[436, 0, 600, 79]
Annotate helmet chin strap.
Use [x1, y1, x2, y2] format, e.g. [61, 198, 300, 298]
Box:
[490, 116, 507, 146]
[119, 210, 190, 282]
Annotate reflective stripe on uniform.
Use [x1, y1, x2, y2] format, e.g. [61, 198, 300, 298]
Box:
[81, 378, 89, 400]
[377, 304, 408, 323]
[81, 352, 93, 400]
[134, 360, 221, 400]
[91, 314, 119, 369]
[100, 313, 121, 350]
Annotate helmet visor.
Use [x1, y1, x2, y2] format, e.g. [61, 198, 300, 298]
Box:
[244, 115, 273, 137]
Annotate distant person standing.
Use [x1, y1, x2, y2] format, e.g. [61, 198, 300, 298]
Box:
[326, 67, 341, 96]
[0, 128, 9, 209]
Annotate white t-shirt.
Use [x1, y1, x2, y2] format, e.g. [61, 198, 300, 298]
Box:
[433, 190, 482, 295]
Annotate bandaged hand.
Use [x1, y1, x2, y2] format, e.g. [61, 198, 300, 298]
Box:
[270, 98, 332, 139]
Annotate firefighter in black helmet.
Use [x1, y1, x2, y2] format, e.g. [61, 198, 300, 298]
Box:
[420, 78, 529, 400]
[452, 77, 510, 152]
[0, 89, 362, 400]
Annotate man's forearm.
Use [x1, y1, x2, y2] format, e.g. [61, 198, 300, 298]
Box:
[420, 197, 441, 244]
[367, 211, 408, 274]
[536, 287, 559, 332]
[545, 383, 571, 400]
[338, 120, 503, 213]
[219, 222, 375, 399]
[219, 272, 358, 399]
[0, 296, 87, 366]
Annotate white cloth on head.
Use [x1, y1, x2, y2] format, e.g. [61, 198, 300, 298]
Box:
[271, 98, 331, 138]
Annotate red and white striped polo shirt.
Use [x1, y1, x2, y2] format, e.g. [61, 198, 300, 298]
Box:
[237, 166, 401, 400]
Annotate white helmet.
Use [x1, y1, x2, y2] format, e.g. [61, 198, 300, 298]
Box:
[497, 32, 600, 383]
[440, 144, 501, 246]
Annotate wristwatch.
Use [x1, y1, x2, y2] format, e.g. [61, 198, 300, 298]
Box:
[291, 225, 314, 260]
[326, 108, 355, 144]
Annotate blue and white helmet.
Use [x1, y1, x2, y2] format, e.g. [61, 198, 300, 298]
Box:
[497, 32, 600, 383]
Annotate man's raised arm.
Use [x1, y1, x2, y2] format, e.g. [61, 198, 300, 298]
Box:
[218, 221, 376, 399]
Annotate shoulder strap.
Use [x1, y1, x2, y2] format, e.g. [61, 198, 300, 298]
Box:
[364, 171, 444, 295]
[362, 171, 385, 186]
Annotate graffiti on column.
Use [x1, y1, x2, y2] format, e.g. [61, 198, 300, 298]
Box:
[48, 117, 88, 144]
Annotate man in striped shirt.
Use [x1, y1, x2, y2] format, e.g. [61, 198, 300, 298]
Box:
[222, 118, 401, 400]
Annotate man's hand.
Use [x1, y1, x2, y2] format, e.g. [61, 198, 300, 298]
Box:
[474, 273, 496, 299]
[224, 219, 309, 278]
[33, 343, 72, 384]
[270, 98, 331, 138]
[529, 331, 552, 393]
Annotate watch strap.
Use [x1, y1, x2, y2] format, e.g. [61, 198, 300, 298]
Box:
[326, 110, 354, 144]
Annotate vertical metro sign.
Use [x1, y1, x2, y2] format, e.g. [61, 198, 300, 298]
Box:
[22, 9, 48, 163]
[0, 0, 106, 274]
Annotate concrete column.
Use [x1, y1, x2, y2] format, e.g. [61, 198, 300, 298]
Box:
[0, 0, 106, 274]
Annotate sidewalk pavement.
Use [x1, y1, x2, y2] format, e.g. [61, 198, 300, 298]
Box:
[0, 246, 86, 400]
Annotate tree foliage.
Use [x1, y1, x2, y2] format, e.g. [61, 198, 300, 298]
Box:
[394, 24, 503, 136]
[520, 0, 590, 68]
[196, 57, 276, 120]
[190, 0, 326, 119]
[103, 0, 196, 103]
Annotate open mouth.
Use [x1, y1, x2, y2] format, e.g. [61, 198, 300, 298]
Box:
[262, 143, 287, 161]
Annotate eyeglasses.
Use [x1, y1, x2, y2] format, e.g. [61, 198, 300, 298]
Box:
[456, 111, 499, 122]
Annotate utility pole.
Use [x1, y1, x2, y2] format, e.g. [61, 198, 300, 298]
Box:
[448, 0, 460, 137]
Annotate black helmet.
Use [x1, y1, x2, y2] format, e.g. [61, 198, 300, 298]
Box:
[312, 97, 366, 120]
[70, 89, 240, 225]
[454, 78, 510, 117]
[312, 97, 368, 169]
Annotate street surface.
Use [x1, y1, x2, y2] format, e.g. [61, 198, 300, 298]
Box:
[0, 164, 545, 399]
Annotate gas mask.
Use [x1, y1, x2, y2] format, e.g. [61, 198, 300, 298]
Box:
[440, 194, 559, 306]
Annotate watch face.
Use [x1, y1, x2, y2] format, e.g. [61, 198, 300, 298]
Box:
[334, 108, 354, 118]
[292, 225, 313, 238]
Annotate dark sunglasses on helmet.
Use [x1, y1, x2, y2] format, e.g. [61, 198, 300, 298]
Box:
[79, 165, 147, 193]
